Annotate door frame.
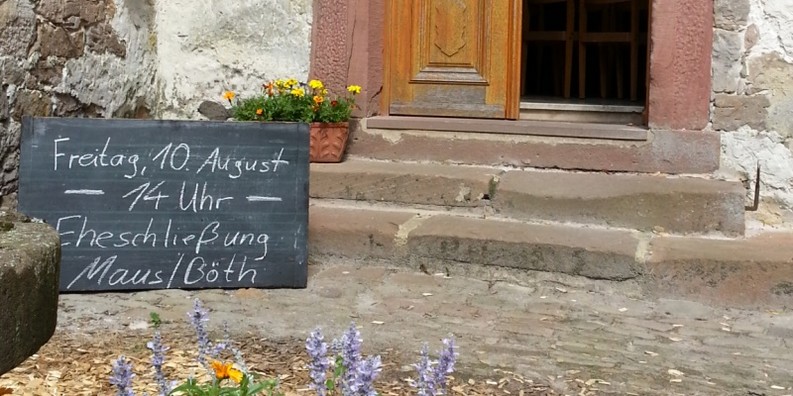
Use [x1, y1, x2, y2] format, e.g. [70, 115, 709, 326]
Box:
[309, 0, 713, 130]
[381, 0, 523, 120]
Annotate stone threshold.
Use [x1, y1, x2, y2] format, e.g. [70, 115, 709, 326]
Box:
[366, 116, 648, 141]
[349, 121, 720, 174]
[308, 199, 793, 309]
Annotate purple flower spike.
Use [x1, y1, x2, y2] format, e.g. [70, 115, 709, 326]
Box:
[339, 322, 363, 395]
[109, 355, 136, 396]
[188, 298, 211, 366]
[306, 328, 330, 396]
[340, 322, 362, 369]
[413, 337, 457, 396]
[413, 343, 435, 396]
[434, 337, 456, 393]
[146, 330, 173, 396]
[353, 355, 381, 396]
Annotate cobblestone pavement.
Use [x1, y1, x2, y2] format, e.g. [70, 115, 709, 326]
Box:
[56, 260, 793, 395]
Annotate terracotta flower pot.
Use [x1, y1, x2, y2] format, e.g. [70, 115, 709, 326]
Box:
[309, 122, 349, 163]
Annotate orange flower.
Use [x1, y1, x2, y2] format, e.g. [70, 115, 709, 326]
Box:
[313, 95, 324, 105]
[331, 100, 339, 107]
[264, 82, 274, 96]
[211, 360, 244, 383]
[222, 91, 236, 101]
[256, 108, 263, 116]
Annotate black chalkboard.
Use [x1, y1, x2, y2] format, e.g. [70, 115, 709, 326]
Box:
[19, 117, 309, 292]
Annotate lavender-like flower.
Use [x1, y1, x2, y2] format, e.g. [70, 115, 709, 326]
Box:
[413, 338, 457, 396]
[221, 321, 248, 374]
[306, 328, 330, 396]
[146, 330, 173, 396]
[413, 343, 436, 396]
[433, 338, 456, 394]
[188, 298, 211, 367]
[109, 355, 136, 396]
[338, 322, 363, 396]
[351, 355, 381, 396]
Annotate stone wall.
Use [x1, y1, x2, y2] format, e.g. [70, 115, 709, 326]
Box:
[713, 0, 793, 212]
[0, 0, 312, 208]
[155, 0, 312, 119]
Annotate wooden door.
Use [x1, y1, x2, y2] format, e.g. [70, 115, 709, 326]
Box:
[385, 0, 521, 119]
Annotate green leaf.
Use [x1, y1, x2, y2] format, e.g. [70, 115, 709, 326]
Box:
[149, 312, 162, 328]
[170, 379, 209, 396]
[333, 355, 345, 378]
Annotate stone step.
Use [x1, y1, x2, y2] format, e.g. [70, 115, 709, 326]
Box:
[310, 159, 747, 236]
[307, 200, 793, 308]
[350, 118, 721, 174]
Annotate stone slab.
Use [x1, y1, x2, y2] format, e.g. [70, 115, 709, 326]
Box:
[646, 232, 793, 308]
[310, 159, 497, 206]
[0, 214, 60, 375]
[493, 171, 746, 236]
[349, 125, 720, 174]
[406, 215, 642, 281]
[308, 203, 415, 259]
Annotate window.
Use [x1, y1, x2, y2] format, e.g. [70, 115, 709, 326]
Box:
[520, 0, 650, 124]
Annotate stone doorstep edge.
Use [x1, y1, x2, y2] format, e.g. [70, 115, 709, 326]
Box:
[308, 203, 793, 309]
[309, 159, 747, 236]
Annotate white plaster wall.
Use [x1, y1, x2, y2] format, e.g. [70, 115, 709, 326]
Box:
[718, 0, 793, 211]
[154, 0, 313, 119]
[747, 0, 793, 61]
[56, 0, 158, 117]
[722, 127, 793, 207]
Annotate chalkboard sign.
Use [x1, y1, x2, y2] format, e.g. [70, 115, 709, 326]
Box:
[19, 117, 309, 292]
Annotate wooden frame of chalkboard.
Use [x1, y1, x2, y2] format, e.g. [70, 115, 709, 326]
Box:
[18, 117, 309, 292]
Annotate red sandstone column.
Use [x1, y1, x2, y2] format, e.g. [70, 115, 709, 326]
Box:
[647, 0, 714, 130]
[310, 0, 385, 117]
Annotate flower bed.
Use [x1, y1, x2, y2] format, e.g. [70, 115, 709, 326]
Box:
[0, 300, 554, 395]
[106, 299, 458, 395]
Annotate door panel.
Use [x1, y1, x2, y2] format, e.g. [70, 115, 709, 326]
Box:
[387, 0, 520, 119]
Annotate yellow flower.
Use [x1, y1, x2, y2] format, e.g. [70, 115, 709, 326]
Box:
[308, 79, 324, 90]
[347, 85, 362, 95]
[211, 360, 244, 383]
[222, 91, 236, 101]
[313, 95, 324, 104]
[256, 108, 263, 116]
[291, 87, 305, 97]
[286, 78, 299, 88]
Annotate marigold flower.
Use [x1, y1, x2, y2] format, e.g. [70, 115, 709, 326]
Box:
[286, 78, 299, 88]
[256, 108, 263, 116]
[291, 87, 305, 97]
[313, 95, 324, 104]
[264, 82, 275, 96]
[309, 79, 324, 90]
[210, 360, 244, 383]
[347, 85, 362, 95]
[331, 100, 339, 107]
[222, 91, 236, 101]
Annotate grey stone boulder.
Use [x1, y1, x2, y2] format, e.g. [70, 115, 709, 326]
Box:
[0, 210, 60, 376]
[198, 100, 231, 120]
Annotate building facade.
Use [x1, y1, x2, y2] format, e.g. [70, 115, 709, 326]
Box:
[1, 0, 792, 225]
